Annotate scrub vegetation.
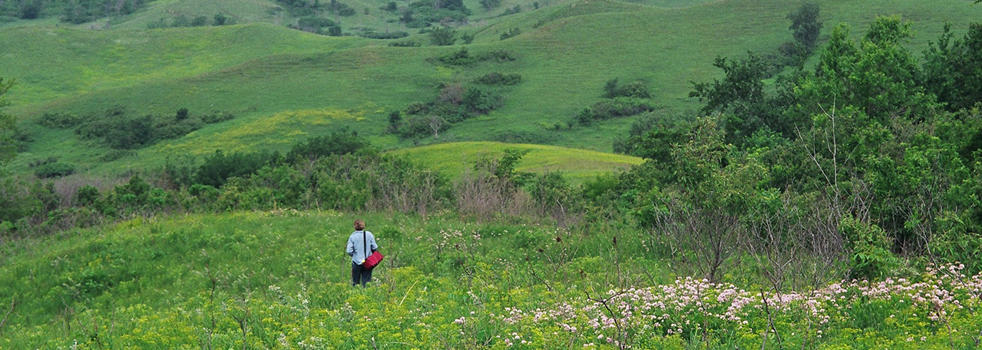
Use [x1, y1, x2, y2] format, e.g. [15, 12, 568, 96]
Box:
[1, 0, 982, 348]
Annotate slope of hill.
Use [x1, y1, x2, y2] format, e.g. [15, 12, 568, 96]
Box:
[2, 211, 981, 348]
[1, 0, 981, 177]
[387, 141, 644, 183]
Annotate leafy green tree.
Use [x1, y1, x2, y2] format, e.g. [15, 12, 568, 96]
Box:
[633, 117, 760, 282]
[923, 23, 982, 111]
[191, 15, 208, 26]
[19, 0, 43, 19]
[387, 111, 403, 133]
[603, 78, 619, 98]
[284, 132, 366, 163]
[788, 2, 822, 54]
[480, 0, 501, 10]
[196, 150, 276, 187]
[175, 108, 189, 121]
[429, 27, 457, 46]
[801, 17, 933, 124]
[0, 78, 17, 167]
[689, 53, 778, 143]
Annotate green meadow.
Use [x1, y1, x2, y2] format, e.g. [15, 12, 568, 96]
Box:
[2, 0, 982, 348]
[2, 212, 981, 349]
[388, 141, 643, 183]
[2, 0, 980, 177]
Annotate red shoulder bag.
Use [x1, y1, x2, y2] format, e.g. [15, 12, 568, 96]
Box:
[363, 231, 384, 270]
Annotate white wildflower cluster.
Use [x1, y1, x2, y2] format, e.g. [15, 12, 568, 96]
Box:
[491, 264, 982, 346]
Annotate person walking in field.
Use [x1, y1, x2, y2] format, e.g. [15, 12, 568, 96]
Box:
[346, 219, 378, 287]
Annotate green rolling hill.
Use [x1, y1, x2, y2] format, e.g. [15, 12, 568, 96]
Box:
[1, 0, 980, 177]
[387, 141, 643, 183]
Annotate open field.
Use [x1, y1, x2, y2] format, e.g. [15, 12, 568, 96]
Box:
[1, 212, 981, 349]
[387, 141, 643, 183]
[2, 0, 980, 177]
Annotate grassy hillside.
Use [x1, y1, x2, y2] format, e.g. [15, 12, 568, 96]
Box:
[1, 0, 981, 177]
[2, 211, 981, 348]
[109, 0, 283, 30]
[0, 23, 366, 110]
[387, 141, 643, 183]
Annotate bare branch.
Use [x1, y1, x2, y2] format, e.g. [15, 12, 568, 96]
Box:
[0, 297, 15, 334]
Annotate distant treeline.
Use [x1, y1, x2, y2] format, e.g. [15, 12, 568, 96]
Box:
[0, 0, 153, 23]
[0, 131, 577, 255]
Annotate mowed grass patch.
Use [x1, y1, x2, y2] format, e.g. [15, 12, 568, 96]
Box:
[388, 141, 643, 183]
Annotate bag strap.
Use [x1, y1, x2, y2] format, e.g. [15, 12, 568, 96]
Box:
[362, 231, 367, 261]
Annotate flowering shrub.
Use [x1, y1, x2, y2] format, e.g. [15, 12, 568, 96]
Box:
[494, 264, 982, 349]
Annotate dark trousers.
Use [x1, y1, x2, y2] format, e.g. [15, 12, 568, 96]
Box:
[351, 262, 373, 287]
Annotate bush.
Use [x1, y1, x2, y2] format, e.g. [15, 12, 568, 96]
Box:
[75, 185, 100, 206]
[175, 108, 189, 121]
[191, 15, 209, 26]
[462, 87, 501, 113]
[34, 163, 75, 179]
[502, 5, 521, 15]
[19, 0, 43, 19]
[285, 132, 367, 163]
[99, 150, 136, 162]
[73, 112, 154, 149]
[429, 27, 457, 46]
[147, 18, 168, 29]
[575, 98, 657, 125]
[438, 48, 516, 65]
[171, 15, 191, 27]
[492, 130, 555, 144]
[390, 41, 422, 47]
[603, 79, 651, 99]
[196, 150, 276, 187]
[362, 31, 409, 39]
[477, 49, 516, 62]
[500, 27, 521, 40]
[840, 216, 898, 280]
[403, 0, 470, 28]
[439, 47, 474, 65]
[330, 3, 356, 16]
[28, 157, 58, 168]
[475, 72, 522, 85]
[201, 110, 235, 124]
[480, 0, 501, 10]
[297, 16, 337, 33]
[37, 112, 83, 129]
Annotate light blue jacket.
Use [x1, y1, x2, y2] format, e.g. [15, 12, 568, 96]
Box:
[346, 230, 378, 265]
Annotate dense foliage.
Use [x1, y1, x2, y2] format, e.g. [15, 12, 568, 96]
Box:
[574, 79, 656, 126]
[2, 211, 982, 349]
[0, 78, 16, 167]
[38, 106, 235, 151]
[620, 16, 982, 283]
[3, 3, 982, 348]
[0, 0, 153, 23]
[401, 0, 471, 28]
[386, 49, 521, 139]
